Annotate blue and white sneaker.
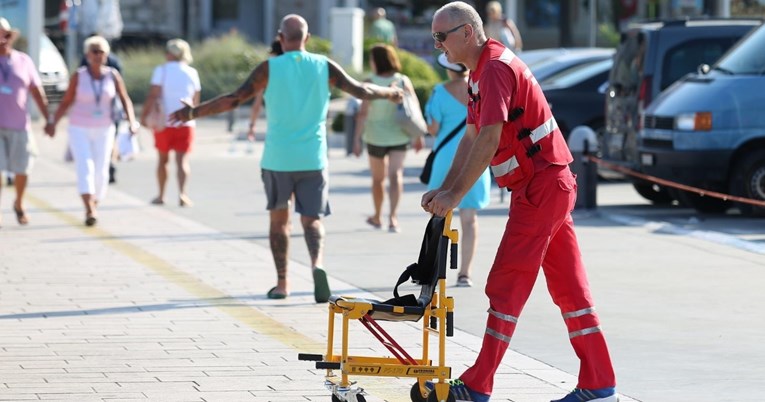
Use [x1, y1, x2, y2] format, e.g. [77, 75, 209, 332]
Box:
[425, 379, 490, 402]
[551, 387, 618, 402]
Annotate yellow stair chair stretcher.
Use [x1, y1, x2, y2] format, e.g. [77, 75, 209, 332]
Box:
[298, 211, 461, 402]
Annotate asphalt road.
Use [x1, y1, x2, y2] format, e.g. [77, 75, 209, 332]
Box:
[31, 114, 765, 401]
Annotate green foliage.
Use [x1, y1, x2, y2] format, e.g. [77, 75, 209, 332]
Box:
[120, 33, 336, 105]
[305, 36, 332, 56]
[598, 23, 621, 48]
[192, 32, 265, 101]
[396, 48, 440, 84]
[117, 45, 166, 105]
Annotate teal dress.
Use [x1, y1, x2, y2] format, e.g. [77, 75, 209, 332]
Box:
[424, 84, 490, 210]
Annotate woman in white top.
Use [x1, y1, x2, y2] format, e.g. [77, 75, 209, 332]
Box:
[140, 39, 201, 207]
[484, 1, 523, 52]
[48, 35, 138, 226]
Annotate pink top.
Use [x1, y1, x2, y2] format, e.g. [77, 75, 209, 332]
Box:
[69, 66, 117, 127]
[0, 50, 42, 131]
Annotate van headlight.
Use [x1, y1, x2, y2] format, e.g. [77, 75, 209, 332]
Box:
[675, 112, 712, 131]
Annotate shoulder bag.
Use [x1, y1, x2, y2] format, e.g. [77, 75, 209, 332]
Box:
[395, 75, 428, 139]
[419, 119, 467, 185]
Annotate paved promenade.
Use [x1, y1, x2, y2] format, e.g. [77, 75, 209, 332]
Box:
[0, 128, 639, 401]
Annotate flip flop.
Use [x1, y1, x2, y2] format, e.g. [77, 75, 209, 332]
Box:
[266, 286, 288, 300]
[312, 268, 331, 303]
[13, 206, 29, 225]
[365, 217, 382, 229]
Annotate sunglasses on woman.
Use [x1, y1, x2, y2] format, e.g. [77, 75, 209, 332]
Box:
[432, 23, 468, 42]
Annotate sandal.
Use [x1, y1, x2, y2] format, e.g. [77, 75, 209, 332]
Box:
[13, 205, 29, 225]
[365, 217, 382, 229]
[266, 286, 288, 300]
[150, 197, 165, 205]
[179, 195, 194, 207]
[85, 214, 98, 227]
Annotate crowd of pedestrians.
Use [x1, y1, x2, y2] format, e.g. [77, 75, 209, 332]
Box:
[1, 4, 620, 401]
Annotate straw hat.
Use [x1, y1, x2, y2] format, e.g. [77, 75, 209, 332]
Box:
[437, 53, 467, 73]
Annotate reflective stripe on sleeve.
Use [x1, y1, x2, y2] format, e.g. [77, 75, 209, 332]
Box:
[486, 327, 512, 343]
[499, 48, 515, 64]
[569, 326, 602, 339]
[522, 68, 538, 86]
[562, 307, 595, 320]
[488, 308, 518, 323]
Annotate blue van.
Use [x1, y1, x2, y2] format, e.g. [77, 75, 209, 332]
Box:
[638, 24, 765, 216]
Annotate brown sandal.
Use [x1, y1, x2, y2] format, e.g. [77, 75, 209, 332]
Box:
[13, 206, 28, 225]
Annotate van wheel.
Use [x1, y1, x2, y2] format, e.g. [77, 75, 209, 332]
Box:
[730, 149, 765, 217]
[673, 189, 731, 214]
[632, 181, 674, 204]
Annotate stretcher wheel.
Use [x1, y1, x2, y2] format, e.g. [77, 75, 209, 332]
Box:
[426, 389, 455, 402]
[410, 382, 427, 402]
[332, 394, 367, 402]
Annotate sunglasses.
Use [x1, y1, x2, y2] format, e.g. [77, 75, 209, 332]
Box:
[90, 49, 105, 55]
[432, 23, 468, 42]
[2, 33, 12, 40]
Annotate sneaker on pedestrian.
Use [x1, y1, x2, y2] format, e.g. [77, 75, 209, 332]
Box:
[551, 387, 618, 402]
[456, 275, 473, 287]
[425, 379, 489, 402]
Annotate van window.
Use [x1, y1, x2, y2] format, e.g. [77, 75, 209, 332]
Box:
[660, 39, 736, 89]
[716, 26, 765, 75]
[610, 32, 645, 93]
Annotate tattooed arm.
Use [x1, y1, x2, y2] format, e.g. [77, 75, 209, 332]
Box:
[328, 59, 403, 103]
[168, 61, 269, 124]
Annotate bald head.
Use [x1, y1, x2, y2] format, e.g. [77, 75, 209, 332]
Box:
[373, 8, 386, 19]
[434, 1, 485, 41]
[280, 14, 308, 42]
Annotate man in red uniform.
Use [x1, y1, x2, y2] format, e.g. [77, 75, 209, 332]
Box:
[422, 2, 617, 402]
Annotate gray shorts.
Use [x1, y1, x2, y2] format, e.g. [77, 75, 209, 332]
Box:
[261, 168, 331, 217]
[0, 128, 36, 174]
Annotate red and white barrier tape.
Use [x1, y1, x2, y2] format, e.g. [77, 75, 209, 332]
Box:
[587, 155, 765, 208]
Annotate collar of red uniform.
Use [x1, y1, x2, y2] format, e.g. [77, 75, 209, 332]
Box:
[471, 38, 503, 79]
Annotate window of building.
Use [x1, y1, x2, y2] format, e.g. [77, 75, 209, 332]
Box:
[213, 0, 239, 21]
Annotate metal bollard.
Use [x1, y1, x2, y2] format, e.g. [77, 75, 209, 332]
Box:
[567, 126, 599, 210]
[344, 98, 361, 156]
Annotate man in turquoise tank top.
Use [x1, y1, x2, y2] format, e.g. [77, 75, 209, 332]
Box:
[170, 14, 403, 303]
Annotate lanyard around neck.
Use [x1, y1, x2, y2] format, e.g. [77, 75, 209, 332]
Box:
[0, 56, 11, 83]
[89, 69, 105, 106]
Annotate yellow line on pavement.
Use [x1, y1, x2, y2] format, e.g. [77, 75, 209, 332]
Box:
[27, 194, 405, 401]
[27, 194, 322, 345]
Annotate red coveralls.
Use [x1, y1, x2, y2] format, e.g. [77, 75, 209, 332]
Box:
[458, 39, 616, 394]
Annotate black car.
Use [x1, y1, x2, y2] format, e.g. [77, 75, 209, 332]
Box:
[602, 18, 760, 202]
[541, 58, 612, 140]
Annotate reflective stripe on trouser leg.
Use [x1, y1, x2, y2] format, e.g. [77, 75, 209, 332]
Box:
[542, 210, 616, 389]
[460, 193, 552, 395]
[459, 307, 520, 396]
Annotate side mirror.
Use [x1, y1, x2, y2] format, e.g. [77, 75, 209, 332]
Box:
[697, 64, 711, 75]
